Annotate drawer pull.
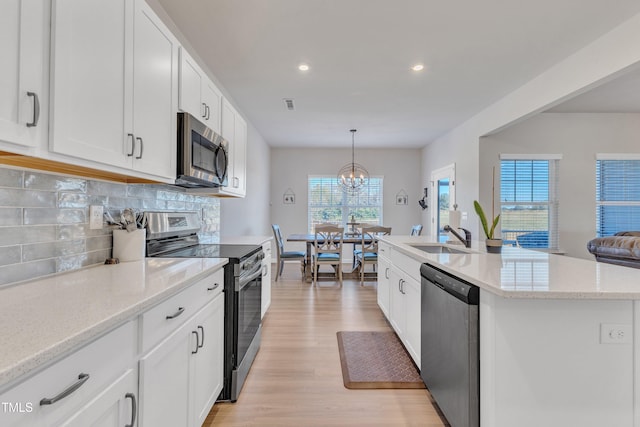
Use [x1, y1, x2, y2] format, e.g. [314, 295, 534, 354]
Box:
[197, 325, 205, 348]
[191, 331, 199, 354]
[166, 307, 185, 320]
[39, 373, 90, 406]
[207, 283, 220, 291]
[125, 393, 137, 427]
[135, 136, 144, 159]
[127, 133, 135, 156]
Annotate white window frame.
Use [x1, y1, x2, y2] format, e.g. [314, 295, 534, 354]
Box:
[307, 175, 384, 233]
[499, 154, 561, 250]
[595, 153, 640, 237]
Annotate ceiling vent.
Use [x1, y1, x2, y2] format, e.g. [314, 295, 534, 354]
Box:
[283, 98, 295, 111]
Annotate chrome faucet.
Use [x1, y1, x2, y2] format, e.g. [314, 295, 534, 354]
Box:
[444, 225, 472, 248]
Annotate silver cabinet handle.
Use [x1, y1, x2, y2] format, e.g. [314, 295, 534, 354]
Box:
[165, 307, 184, 320]
[26, 92, 40, 127]
[197, 325, 204, 348]
[135, 137, 144, 159]
[124, 393, 137, 427]
[233, 177, 240, 188]
[384, 267, 389, 279]
[207, 283, 220, 291]
[202, 102, 207, 118]
[191, 331, 199, 354]
[40, 373, 90, 406]
[401, 279, 406, 295]
[127, 133, 135, 156]
[205, 104, 210, 120]
[262, 265, 268, 277]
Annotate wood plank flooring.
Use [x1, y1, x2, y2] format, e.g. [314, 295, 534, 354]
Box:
[203, 267, 448, 427]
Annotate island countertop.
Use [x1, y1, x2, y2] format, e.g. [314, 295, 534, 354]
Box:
[379, 235, 640, 300]
[0, 257, 228, 390]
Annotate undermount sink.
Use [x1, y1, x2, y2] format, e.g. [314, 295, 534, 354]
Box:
[409, 244, 470, 254]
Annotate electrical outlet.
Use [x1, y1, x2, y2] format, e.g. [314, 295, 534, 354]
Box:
[600, 323, 632, 344]
[89, 205, 104, 230]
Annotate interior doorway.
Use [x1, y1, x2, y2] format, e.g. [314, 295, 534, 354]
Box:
[430, 164, 456, 242]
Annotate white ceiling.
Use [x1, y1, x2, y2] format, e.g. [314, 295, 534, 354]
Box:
[156, 0, 640, 148]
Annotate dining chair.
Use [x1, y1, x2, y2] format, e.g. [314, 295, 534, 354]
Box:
[410, 224, 423, 236]
[313, 224, 344, 286]
[271, 224, 306, 281]
[355, 225, 392, 285]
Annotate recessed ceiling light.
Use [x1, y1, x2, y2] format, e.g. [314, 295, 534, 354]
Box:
[298, 64, 310, 71]
[411, 64, 424, 72]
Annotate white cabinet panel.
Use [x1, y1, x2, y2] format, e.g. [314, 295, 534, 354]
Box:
[211, 98, 247, 197]
[377, 254, 391, 318]
[261, 241, 272, 319]
[50, 0, 177, 180]
[179, 48, 222, 133]
[0, 0, 47, 150]
[61, 368, 137, 427]
[191, 295, 224, 427]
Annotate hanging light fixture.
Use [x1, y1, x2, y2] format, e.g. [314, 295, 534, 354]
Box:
[337, 129, 369, 193]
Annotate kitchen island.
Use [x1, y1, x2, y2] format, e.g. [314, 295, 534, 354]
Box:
[379, 235, 640, 427]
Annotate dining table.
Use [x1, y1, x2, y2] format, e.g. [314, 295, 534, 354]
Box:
[286, 233, 375, 282]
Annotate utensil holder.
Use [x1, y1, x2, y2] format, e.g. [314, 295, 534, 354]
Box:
[113, 229, 146, 262]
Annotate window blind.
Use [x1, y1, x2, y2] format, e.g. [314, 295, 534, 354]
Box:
[596, 159, 640, 237]
[500, 159, 559, 250]
[308, 176, 383, 233]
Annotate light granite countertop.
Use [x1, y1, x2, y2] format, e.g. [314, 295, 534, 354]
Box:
[0, 257, 227, 390]
[380, 235, 640, 300]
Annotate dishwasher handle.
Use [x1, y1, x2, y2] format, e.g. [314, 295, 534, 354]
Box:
[420, 263, 479, 305]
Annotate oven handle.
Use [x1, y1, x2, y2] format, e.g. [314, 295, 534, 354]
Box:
[237, 263, 263, 292]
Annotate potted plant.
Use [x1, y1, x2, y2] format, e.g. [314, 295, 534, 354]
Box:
[474, 166, 502, 253]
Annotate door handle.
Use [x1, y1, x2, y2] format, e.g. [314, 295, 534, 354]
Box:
[205, 104, 210, 120]
[26, 92, 40, 127]
[202, 102, 207, 118]
[191, 330, 199, 354]
[384, 267, 389, 279]
[124, 393, 137, 427]
[207, 283, 220, 291]
[127, 133, 135, 156]
[135, 137, 144, 159]
[197, 325, 204, 348]
[165, 307, 184, 320]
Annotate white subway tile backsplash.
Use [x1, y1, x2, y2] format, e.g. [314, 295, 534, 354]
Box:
[0, 165, 221, 287]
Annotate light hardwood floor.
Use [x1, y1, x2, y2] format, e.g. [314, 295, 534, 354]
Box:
[204, 266, 448, 427]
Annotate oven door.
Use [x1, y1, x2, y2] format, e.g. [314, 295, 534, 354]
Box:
[236, 261, 262, 364]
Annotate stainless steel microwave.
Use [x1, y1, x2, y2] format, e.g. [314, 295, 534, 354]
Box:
[175, 112, 228, 188]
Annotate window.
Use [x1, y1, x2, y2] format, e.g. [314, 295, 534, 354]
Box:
[596, 157, 640, 237]
[308, 176, 383, 232]
[500, 156, 560, 250]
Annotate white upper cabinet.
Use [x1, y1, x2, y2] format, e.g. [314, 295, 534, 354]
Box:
[50, 0, 178, 180]
[0, 0, 48, 150]
[179, 48, 222, 133]
[212, 98, 247, 197]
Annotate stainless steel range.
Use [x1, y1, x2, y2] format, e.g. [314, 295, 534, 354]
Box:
[144, 211, 263, 402]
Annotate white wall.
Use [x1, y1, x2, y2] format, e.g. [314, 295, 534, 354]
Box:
[422, 12, 640, 240]
[220, 123, 271, 236]
[271, 147, 423, 253]
[480, 113, 640, 259]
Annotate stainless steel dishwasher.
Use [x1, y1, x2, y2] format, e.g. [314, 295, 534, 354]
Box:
[420, 263, 479, 427]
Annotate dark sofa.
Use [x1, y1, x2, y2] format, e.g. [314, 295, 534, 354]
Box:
[587, 231, 640, 269]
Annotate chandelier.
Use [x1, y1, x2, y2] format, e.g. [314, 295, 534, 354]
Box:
[337, 129, 369, 193]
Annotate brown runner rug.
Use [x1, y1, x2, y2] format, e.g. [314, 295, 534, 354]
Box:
[336, 331, 425, 389]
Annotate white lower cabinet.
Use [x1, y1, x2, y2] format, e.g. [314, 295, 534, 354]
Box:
[139, 291, 224, 427]
[0, 321, 137, 427]
[377, 253, 391, 318]
[385, 248, 421, 367]
[61, 368, 137, 427]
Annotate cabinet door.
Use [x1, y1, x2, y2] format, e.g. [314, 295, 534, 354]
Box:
[261, 259, 271, 319]
[388, 269, 405, 338]
[377, 255, 391, 318]
[402, 273, 421, 366]
[179, 48, 205, 120]
[130, 0, 178, 179]
[191, 294, 224, 427]
[0, 0, 46, 149]
[231, 114, 247, 194]
[139, 322, 193, 427]
[60, 368, 137, 427]
[50, 0, 131, 168]
[201, 80, 222, 133]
